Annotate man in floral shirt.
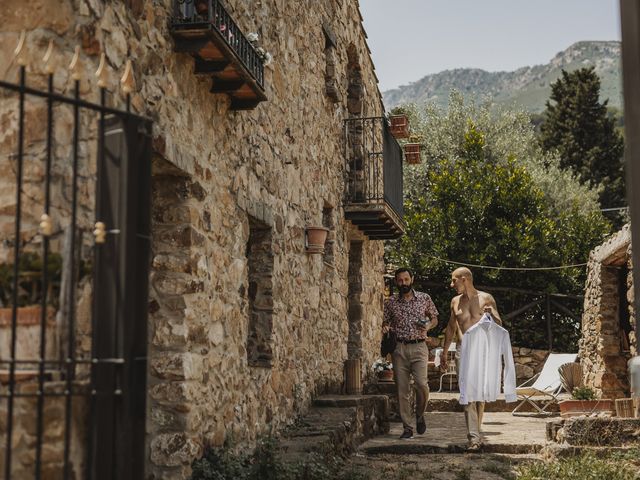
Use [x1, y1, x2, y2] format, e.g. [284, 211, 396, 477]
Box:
[383, 268, 439, 439]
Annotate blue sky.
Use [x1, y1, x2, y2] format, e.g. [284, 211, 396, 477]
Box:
[359, 0, 621, 91]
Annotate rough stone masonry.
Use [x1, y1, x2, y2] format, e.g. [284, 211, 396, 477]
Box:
[0, 0, 391, 478]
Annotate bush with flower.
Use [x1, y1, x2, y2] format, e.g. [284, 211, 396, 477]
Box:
[372, 358, 393, 374]
[247, 32, 273, 66]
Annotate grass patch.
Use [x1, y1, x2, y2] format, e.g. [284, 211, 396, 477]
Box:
[516, 450, 640, 480]
[190, 436, 369, 480]
[454, 467, 471, 480]
[481, 461, 515, 480]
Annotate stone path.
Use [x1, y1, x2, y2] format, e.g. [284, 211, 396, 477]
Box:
[346, 411, 549, 479]
[360, 412, 547, 455]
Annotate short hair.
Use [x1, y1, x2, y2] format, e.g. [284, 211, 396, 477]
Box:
[394, 267, 413, 279]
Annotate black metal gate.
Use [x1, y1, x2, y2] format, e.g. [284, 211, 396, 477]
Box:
[0, 52, 152, 479]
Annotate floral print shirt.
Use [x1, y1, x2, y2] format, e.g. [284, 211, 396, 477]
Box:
[383, 290, 439, 341]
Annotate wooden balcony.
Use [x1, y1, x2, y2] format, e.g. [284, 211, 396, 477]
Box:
[170, 0, 267, 110]
[344, 117, 405, 240]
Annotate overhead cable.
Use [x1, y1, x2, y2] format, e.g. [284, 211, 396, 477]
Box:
[425, 254, 588, 271]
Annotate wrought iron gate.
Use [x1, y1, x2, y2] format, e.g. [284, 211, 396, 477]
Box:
[0, 46, 152, 479]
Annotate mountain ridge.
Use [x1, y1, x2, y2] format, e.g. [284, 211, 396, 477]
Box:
[382, 41, 622, 113]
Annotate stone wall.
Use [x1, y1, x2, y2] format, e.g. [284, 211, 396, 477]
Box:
[580, 225, 636, 400]
[0, 1, 391, 478]
[0, 381, 87, 479]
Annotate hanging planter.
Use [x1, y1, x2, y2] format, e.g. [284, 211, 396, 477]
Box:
[305, 226, 329, 254]
[389, 114, 409, 139]
[404, 142, 421, 164]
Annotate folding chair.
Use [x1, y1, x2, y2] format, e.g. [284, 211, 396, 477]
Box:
[511, 353, 578, 416]
[436, 343, 457, 392]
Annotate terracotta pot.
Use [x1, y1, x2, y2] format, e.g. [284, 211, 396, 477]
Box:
[195, 0, 209, 15]
[389, 114, 409, 139]
[377, 369, 394, 383]
[559, 399, 614, 418]
[0, 305, 55, 327]
[404, 143, 421, 165]
[305, 226, 329, 254]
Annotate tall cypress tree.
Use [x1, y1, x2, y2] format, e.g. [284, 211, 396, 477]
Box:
[540, 67, 625, 209]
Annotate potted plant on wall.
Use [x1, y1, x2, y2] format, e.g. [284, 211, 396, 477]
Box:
[403, 135, 423, 165]
[372, 358, 394, 383]
[388, 107, 410, 139]
[559, 386, 614, 418]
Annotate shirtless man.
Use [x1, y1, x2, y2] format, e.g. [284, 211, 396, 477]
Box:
[441, 267, 501, 450]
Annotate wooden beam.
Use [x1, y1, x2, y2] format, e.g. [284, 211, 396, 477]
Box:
[229, 98, 262, 110]
[194, 59, 230, 74]
[502, 298, 545, 322]
[550, 298, 582, 322]
[210, 79, 245, 93]
[172, 37, 210, 54]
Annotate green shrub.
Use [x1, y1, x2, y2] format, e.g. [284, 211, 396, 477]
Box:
[571, 386, 596, 400]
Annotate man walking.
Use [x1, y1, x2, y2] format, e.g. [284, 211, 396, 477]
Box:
[441, 267, 503, 450]
[382, 268, 439, 439]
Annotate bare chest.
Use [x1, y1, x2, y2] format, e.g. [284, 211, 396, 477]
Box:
[453, 298, 485, 334]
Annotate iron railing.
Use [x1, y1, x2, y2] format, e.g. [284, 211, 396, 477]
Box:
[344, 117, 404, 219]
[0, 58, 152, 479]
[172, 0, 265, 88]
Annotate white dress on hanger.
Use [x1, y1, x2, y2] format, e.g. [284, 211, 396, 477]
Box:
[458, 314, 517, 405]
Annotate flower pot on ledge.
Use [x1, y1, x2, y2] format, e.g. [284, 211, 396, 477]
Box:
[389, 114, 409, 139]
[404, 143, 421, 164]
[377, 369, 394, 383]
[305, 226, 329, 254]
[559, 399, 614, 418]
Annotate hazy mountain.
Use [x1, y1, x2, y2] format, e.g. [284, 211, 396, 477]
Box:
[382, 41, 622, 113]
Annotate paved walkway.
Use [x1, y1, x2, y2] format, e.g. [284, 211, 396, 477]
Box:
[360, 411, 548, 455]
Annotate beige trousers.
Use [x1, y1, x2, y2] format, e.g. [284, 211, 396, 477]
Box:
[464, 401, 485, 444]
[392, 341, 429, 430]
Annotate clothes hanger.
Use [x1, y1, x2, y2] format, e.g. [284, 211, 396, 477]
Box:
[480, 312, 493, 324]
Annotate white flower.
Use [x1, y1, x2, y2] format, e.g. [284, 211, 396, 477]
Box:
[247, 32, 259, 43]
[372, 358, 392, 373]
[263, 52, 273, 66]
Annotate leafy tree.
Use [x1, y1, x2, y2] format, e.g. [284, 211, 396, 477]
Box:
[387, 93, 611, 350]
[540, 67, 625, 210]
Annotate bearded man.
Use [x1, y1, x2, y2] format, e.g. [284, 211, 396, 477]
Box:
[382, 268, 439, 439]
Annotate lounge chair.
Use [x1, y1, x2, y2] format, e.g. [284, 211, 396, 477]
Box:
[511, 353, 578, 416]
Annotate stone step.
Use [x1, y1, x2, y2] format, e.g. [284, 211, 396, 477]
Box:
[280, 394, 390, 460]
[546, 416, 640, 445]
[361, 442, 542, 455]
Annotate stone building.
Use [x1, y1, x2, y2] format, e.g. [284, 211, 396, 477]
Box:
[0, 0, 405, 478]
[580, 224, 637, 400]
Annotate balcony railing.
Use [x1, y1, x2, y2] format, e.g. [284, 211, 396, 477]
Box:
[344, 117, 405, 239]
[171, 0, 267, 110]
